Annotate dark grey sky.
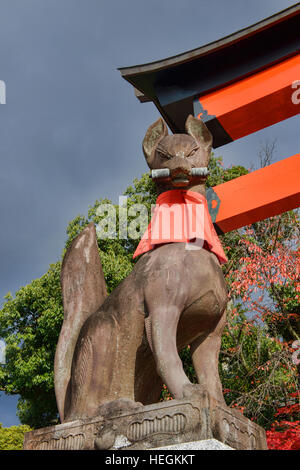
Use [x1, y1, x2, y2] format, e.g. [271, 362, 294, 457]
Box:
[0, 0, 299, 427]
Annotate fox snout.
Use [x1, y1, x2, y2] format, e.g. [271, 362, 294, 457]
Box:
[151, 164, 209, 187]
[164, 156, 193, 187]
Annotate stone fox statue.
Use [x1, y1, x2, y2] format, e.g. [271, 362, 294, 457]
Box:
[54, 115, 228, 423]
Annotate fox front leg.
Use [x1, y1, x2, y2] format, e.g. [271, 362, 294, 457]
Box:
[190, 309, 227, 404]
[145, 303, 191, 399]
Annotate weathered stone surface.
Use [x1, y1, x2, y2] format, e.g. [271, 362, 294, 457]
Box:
[151, 439, 234, 450]
[54, 222, 107, 422]
[23, 389, 267, 450]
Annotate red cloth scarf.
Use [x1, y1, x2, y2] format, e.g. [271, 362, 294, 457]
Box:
[133, 189, 227, 264]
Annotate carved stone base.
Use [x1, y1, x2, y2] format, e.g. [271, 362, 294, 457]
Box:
[23, 389, 268, 450]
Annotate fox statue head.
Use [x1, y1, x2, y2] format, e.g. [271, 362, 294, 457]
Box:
[142, 115, 213, 195]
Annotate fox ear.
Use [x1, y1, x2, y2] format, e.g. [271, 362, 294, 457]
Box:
[143, 118, 168, 167]
[185, 115, 213, 151]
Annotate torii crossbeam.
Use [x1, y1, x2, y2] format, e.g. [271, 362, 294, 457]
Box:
[119, 4, 300, 229]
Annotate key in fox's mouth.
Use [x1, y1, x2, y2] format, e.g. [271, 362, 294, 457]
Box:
[150, 167, 209, 185]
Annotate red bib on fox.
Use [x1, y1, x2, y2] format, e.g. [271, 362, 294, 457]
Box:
[133, 189, 227, 264]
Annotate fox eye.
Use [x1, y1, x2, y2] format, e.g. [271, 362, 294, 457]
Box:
[188, 148, 198, 157]
[157, 151, 172, 160]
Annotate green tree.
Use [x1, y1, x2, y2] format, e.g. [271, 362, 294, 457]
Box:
[0, 423, 31, 450]
[0, 263, 63, 428]
[219, 301, 298, 428]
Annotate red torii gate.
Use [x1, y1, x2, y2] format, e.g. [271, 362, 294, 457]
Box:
[119, 5, 300, 233]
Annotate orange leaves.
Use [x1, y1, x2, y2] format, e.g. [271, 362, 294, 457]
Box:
[222, 215, 299, 438]
[230, 223, 299, 327]
[266, 419, 300, 450]
[266, 392, 300, 450]
[275, 403, 300, 416]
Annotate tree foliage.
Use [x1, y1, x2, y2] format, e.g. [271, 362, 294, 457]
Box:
[0, 423, 31, 450]
[228, 214, 300, 448]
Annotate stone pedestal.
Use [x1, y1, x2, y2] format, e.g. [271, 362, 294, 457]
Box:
[23, 389, 267, 450]
[151, 439, 234, 450]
